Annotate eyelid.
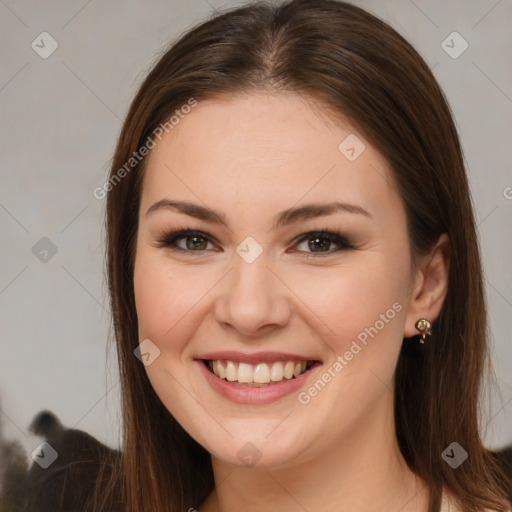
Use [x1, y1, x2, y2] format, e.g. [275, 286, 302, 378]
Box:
[293, 230, 353, 247]
[153, 228, 218, 251]
[152, 225, 356, 255]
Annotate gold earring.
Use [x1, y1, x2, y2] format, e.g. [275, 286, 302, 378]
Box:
[415, 318, 432, 343]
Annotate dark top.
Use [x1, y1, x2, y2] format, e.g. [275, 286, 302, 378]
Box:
[2, 409, 511, 512]
[0, 410, 124, 512]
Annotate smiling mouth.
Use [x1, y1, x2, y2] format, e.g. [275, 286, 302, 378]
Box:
[202, 359, 319, 387]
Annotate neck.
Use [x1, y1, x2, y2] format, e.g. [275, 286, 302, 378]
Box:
[200, 390, 430, 512]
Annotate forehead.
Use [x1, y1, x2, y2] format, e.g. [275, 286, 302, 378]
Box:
[140, 92, 403, 226]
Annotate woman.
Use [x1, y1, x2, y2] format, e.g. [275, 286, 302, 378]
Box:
[90, 0, 512, 510]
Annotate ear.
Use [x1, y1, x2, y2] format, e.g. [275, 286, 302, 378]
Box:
[404, 233, 450, 338]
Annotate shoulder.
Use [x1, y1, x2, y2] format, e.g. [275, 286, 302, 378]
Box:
[24, 453, 124, 512]
[22, 409, 124, 512]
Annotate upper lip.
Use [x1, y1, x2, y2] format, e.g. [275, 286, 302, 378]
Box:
[197, 351, 321, 365]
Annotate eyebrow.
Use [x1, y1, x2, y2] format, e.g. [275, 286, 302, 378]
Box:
[145, 199, 372, 228]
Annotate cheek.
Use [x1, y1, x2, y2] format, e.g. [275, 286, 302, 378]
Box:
[134, 257, 173, 340]
[303, 259, 409, 412]
[133, 251, 191, 348]
[298, 259, 407, 348]
[133, 253, 199, 412]
[133, 249, 221, 361]
[292, 263, 408, 427]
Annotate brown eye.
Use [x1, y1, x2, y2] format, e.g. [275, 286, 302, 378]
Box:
[155, 229, 216, 252]
[292, 230, 354, 256]
[154, 227, 355, 257]
[182, 234, 209, 251]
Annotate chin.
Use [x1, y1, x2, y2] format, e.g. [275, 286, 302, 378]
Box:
[190, 422, 314, 470]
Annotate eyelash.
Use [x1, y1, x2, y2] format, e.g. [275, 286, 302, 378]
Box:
[153, 226, 356, 258]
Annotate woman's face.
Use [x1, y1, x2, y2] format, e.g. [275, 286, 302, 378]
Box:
[133, 92, 419, 468]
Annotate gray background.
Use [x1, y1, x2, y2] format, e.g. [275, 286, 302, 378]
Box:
[1, 0, 511, 465]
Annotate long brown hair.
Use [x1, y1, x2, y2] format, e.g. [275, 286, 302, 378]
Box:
[94, 1, 511, 510]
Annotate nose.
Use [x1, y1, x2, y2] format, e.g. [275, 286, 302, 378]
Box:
[214, 248, 291, 337]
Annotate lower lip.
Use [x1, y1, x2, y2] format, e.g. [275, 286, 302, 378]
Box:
[196, 360, 320, 405]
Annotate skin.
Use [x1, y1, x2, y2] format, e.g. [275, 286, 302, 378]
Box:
[133, 91, 451, 512]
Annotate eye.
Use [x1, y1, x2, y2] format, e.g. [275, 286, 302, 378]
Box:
[154, 228, 216, 253]
[153, 226, 356, 256]
[290, 229, 355, 257]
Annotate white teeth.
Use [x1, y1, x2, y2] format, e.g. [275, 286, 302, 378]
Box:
[237, 363, 253, 383]
[270, 362, 283, 381]
[253, 363, 271, 383]
[225, 361, 237, 382]
[284, 361, 295, 379]
[208, 359, 313, 384]
[217, 361, 226, 379]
